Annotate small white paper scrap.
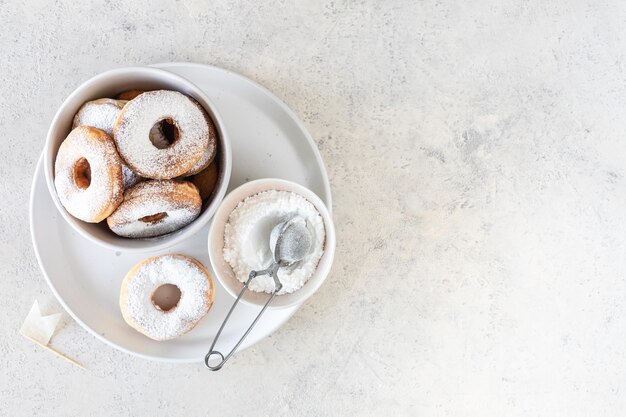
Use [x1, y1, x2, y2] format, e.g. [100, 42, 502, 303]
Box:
[20, 300, 62, 345]
[20, 300, 84, 369]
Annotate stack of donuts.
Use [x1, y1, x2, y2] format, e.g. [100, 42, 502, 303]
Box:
[54, 89, 219, 238]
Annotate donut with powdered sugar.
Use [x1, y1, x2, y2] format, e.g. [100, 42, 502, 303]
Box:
[107, 179, 201, 238]
[113, 90, 211, 179]
[72, 98, 127, 137]
[54, 126, 124, 223]
[119, 254, 214, 341]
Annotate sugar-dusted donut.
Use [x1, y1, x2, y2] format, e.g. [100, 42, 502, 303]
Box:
[182, 114, 217, 176]
[119, 254, 214, 341]
[107, 179, 201, 238]
[72, 98, 127, 137]
[54, 126, 124, 223]
[113, 90, 211, 179]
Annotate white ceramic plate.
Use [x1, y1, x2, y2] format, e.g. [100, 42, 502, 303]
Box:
[30, 63, 332, 362]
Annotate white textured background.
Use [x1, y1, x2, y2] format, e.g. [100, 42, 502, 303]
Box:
[2, 1, 626, 415]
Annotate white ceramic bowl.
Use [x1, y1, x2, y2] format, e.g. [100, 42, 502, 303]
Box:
[208, 178, 335, 309]
[44, 67, 232, 253]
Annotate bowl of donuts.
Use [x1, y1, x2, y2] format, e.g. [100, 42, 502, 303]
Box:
[44, 67, 232, 252]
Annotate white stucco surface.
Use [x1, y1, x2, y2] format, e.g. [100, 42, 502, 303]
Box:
[2, 1, 626, 415]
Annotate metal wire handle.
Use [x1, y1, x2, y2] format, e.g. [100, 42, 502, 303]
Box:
[205, 264, 282, 371]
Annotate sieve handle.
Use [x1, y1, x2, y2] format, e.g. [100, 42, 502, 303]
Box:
[205, 264, 282, 371]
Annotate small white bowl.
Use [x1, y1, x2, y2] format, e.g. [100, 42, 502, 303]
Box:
[44, 67, 232, 253]
[208, 179, 336, 309]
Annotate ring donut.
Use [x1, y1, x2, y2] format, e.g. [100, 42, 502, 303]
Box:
[107, 179, 201, 238]
[119, 254, 214, 341]
[54, 126, 124, 223]
[113, 90, 211, 179]
[72, 98, 127, 137]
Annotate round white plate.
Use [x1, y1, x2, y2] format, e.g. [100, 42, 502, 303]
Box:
[30, 62, 331, 362]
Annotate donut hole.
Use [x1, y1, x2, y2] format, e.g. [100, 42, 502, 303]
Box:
[73, 158, 91, 189]
[149, 118, 180, 149]
[139, 212, 168, 223]
[151, 284, 181, 312]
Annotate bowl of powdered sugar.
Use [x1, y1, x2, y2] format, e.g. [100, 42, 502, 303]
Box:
[208, 178, 335, 308]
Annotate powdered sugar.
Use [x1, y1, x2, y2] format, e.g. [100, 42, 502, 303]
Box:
[107, 180, 201, 238]
[223, 190, 325, 294]
[183, 115, 217, 176]
[54, 126, 123, 222]
[121, 255, 213, 341]
[113, 90, 210, 179]
[72, 98, 127, 137]
[121, 164, 142, 189]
